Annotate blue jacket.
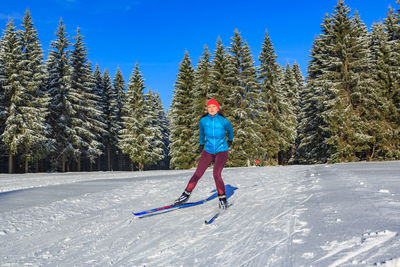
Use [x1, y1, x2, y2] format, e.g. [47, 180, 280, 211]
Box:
[199, 113, 234, 154]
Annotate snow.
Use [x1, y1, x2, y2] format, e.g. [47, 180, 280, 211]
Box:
[0, 161, 399, 266]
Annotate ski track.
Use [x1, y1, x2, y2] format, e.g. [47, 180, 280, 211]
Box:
[315, 230, 397, 267]
[0, 162, 400, 266]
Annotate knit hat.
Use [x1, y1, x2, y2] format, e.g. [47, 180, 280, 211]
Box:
[207, 98, 220, 110]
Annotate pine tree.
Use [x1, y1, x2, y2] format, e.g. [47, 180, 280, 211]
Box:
[298, 1, 381, 163]
[120, 63, 152, 171]
[384, 5, 400, 41]
[192, 46, 212, 162]
[113, 67, 126, 170]
[225, 30, 262, 166]
[209, 37, 232, 106]
[384, 3, 400, 157]
[209, 37, 237, 129]
[307, 3, 362, 163]
[144, 89, 165, 167]
[290, 62, 305, 163]
[45, 19, 75, 172]
[282, 64, 296, 103]
[113, 67, 126, 127]
[370, 22, 400, 159]
[93, 64, 105, 106]
[92, 64, 106, 170]
[291, 62, 305, 122]
[1, 16, 50, 173]
[350, 11, 381, 161]
[326, 7, 377, 162]
[296, 17, 336, 163]
[18, 10, 51, 172]
[153, 92, 170, 168]
[169, 51, 196, 169]
[257, 29, 286, 165]
[70, 28, 104, 171]
[102, 69, 120, 170]
[193, 45, 212, 115]
[280, 62, 299, 163]
[0, 19, 24, 173]
[0, 37, 7, 166]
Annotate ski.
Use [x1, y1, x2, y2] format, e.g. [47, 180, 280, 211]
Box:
[133, 200, 205, 217]
[205, 212, 220, 224]
[133, 204, 175, 216]
[204, 203, 231, 225]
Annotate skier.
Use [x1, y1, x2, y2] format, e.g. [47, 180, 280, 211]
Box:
[174, 98, 234, 209]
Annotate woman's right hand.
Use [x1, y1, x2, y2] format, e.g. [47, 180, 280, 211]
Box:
[197, 145, 204, 153]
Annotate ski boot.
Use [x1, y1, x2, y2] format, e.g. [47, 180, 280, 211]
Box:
[174, 190, 191, 206]
[218, 194, 228, 209]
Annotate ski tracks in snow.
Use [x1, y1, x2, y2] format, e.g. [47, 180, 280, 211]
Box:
[306, 162, 400, 266]
[222, 166, 315, 266]
[314, 230, 398, 266]
[1, 162, 400, 266]
[0, 180, 162, 266]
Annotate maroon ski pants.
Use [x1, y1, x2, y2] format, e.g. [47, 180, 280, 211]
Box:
[185, 150, 229, 195]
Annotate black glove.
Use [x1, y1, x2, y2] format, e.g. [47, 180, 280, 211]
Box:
[197, 144, 204, 153]
[227, 141, 232, 148]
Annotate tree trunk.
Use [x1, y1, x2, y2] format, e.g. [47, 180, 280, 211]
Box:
[119, 153, 123, 171]
[25, 158, 29, 173]
[77, 154, 81, 172]
[8, 154, 13, 174]
[139, 162, 144, 171]
[107, 146, 111, 171]
[35, 158, 39, 173]
[62, 153, 66, 172]
[369, 144, 376, 161]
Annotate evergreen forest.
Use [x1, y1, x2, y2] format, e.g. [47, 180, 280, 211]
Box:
[1, 0, 399, 173]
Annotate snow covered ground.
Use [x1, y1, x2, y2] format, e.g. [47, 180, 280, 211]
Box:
[0, 161, 399, 266]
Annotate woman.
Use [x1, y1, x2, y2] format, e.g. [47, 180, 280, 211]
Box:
[174, 98, 234, 209]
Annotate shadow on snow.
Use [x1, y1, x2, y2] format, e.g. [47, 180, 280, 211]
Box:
[136, 184, 238, 219]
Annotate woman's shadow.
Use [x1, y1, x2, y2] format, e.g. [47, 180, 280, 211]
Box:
[205, 184, 238, 201]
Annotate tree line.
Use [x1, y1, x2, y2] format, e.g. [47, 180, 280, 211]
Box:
[1, 0, 399, 173]
[169, 0, 399, 169]
[0, 10, 169, 173]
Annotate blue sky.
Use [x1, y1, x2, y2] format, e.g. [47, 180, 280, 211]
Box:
[0, 0, 396, 110]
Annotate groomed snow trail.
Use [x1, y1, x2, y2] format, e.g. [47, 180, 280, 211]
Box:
[0, 161, 399, 266]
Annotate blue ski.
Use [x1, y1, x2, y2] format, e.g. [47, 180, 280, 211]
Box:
[204, 203, 231, 224]
[133, 200, 205, 217]
[205, 212, 220, 224]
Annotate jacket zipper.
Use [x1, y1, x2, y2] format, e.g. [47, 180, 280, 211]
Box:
[213, 116, 216, 154]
